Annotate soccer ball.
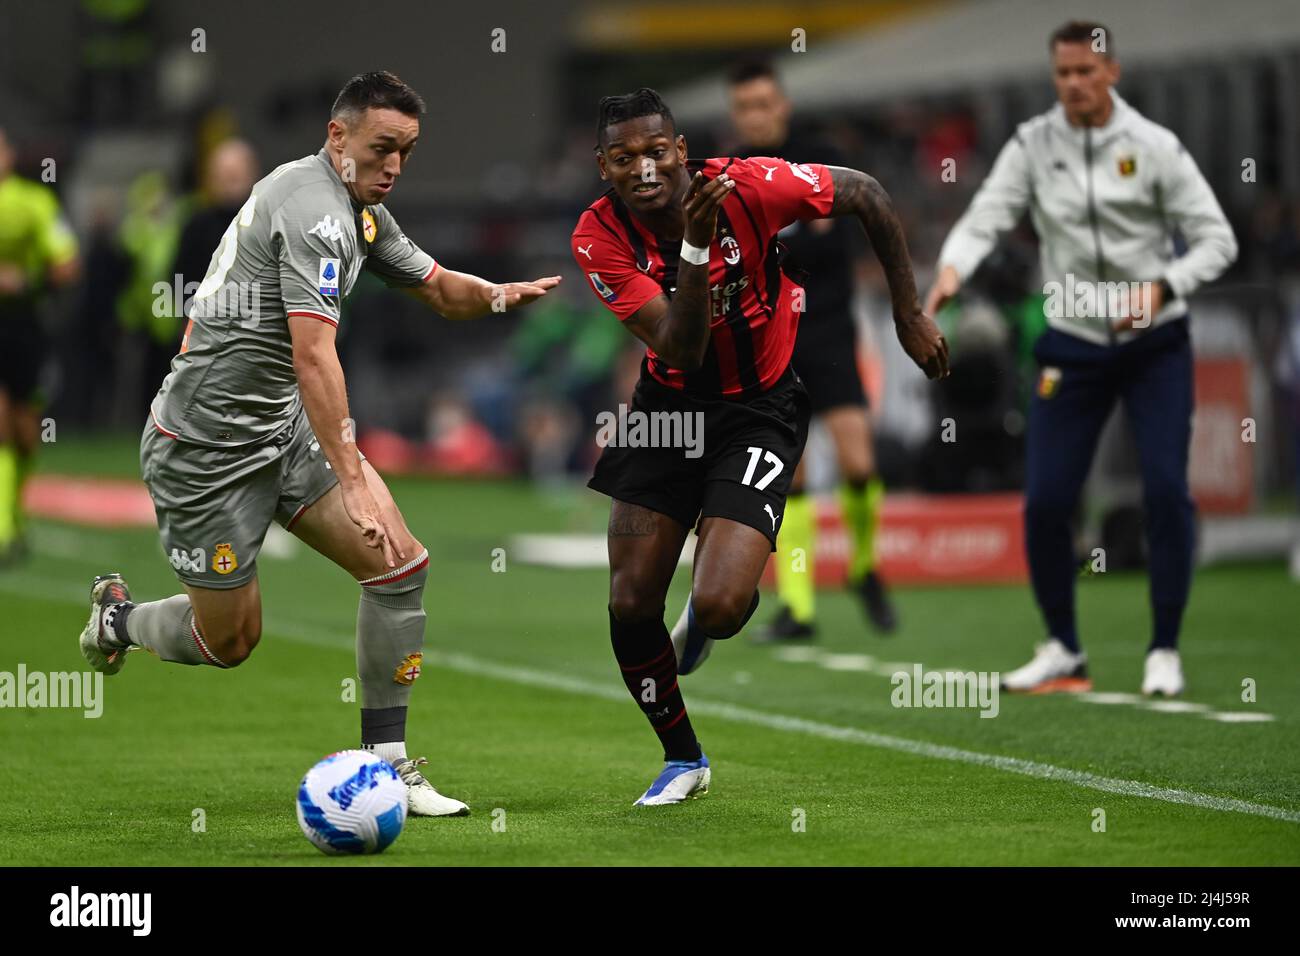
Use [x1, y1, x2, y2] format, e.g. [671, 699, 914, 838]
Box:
[296, 750, 408, 855]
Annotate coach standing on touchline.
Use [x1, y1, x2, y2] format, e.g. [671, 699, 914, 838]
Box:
[925, 21, 1237, 697]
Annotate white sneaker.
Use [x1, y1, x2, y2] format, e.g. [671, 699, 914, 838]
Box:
[1142, 649, 1185, 697]
[1001, 639, 1092, 693]
[392, 757, 470, 817]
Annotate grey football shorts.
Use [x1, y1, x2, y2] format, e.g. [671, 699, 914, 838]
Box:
[140, 404, 343, 590]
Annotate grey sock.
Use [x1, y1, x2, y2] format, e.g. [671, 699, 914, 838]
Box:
[356, 551, 428, 712]
[125, 594, 226, 667]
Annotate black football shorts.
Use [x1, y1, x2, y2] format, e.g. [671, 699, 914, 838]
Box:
[588, 363, 811, 549]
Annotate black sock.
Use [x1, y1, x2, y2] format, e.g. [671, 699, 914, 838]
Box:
[109, 602, 135, 648]
[609, 608, 701, 762]
[360, 706, 407, 745]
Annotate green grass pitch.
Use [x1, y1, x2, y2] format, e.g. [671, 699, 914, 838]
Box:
[1, 436, 1297, 865]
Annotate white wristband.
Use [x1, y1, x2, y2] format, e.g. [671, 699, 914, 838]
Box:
[680, 240, 709, 266]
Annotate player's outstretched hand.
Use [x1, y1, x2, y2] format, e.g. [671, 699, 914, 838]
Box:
[682, 171, 735, 248]
[493, 275, 562, 311]
[341, 481, 403, 569]
[896, 310, 950, 380]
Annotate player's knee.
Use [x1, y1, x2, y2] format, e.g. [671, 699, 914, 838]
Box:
[690, 584, 752, 638]
[205, 621, 262, 667]
[358, 549, 429, 604]
[608, 577, 664, 623]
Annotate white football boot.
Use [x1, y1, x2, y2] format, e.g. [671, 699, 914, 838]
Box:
[392, 757, 470, 817]
[1001, 638, 1092, 693]
[1141, 649, 1185, 697]
[78, 573, 135, 675]
[634, 754, 711, 806]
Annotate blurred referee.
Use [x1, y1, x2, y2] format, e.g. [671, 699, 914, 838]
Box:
[0, 127, 80, 564]
[727, 60, 898, 640]
[925, 22, 1237, 696]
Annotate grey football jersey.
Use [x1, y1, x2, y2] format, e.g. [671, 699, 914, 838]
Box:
[150, 148, 436, 447]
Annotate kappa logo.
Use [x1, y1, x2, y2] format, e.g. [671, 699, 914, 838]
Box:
[169, 547, 206, 574]
[308, 215, 345, 244]
[393, 652, 423, 686]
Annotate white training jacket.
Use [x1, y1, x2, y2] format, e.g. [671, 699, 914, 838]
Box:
[937, 90, 1238, 345]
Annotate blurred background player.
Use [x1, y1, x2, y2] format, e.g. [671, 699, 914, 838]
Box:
[925, 21, 1237, 696]
[0, 126, 80, 564]
[573, 89, 947, 805]
[726, 60, 897, 640]
[165, 138, 260, 383]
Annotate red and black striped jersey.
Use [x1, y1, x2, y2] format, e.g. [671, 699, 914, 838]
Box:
[571, 156, 835, 399]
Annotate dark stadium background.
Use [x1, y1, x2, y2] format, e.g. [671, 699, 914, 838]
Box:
[1, 0, 1298, 874]
[5, 0, 1296, 530]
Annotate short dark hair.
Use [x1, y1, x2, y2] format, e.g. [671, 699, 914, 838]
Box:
[728, 58, 780, 87]
[596, 88, 674, 148]
[331, 71, 425, 127]
[1049, 20, 1114, 58]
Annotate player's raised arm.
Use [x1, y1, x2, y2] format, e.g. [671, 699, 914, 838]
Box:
[406, 268, 560, 320]
[621, 170, 735, 370]
[827, 166, 949, 379]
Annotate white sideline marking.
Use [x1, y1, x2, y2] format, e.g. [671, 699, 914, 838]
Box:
[771, 646, 822, 663]
[1142, 700, 1212, 714]
[511, 533, 695, 568]
[1077, 692, 1144, 705]
[417, 651, 1300, 825]
[820, 653, 877, 672]
[6, 572, 1294, 824]
[765, 645, 1275, 723]
[1205, 712, 1277, 723]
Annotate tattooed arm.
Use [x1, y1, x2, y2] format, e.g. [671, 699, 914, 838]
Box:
[623, 171, 735, 370]
[827, 166, 949, 379]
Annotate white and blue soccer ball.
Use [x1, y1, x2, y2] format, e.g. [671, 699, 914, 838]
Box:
[296, 750, 408, 855]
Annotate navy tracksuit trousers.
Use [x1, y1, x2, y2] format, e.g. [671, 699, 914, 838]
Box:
[1024, 319, 1195, 651]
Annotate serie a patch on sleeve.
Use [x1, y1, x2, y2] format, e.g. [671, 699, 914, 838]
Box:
[318, 257, 340, 295]
[588, 272, 618, 302]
